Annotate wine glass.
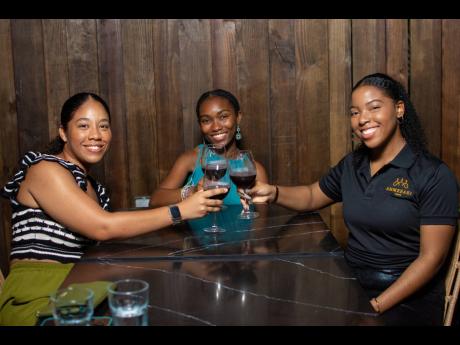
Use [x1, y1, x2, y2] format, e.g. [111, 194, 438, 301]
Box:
[200, 144, 228, 209]
[200, 144, 226, 173]
[202, 147, 230, 233]
[228, 150, 259, 219]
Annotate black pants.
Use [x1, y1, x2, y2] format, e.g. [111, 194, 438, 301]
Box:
[350, 265, 445, 326]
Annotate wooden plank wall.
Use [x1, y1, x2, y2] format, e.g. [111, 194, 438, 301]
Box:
[1, 19, 460, 276]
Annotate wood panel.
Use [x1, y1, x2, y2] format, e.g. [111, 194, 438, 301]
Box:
[97, 19, 130, 209]
[10, 19, 49, 155]
[153, 19, 184, 183]
[328, 19, 352, 249]
[442, 20, 460, 178]
[410, 19, 442, 157]
[328, 20, 352, 167]
[178, 19, 212, 150]
[295, 19, 330, 185]
[236, 19, 271, 175]
[42, 19, 70, 142]
[211, 19, 238, 96]
[0, 19, 18, 276]
[386, 19, 409, 89]
[121, 20, 158, 200]
[1, 19, 460, 273]
[294, 19, 331, 234]
[66, 19, 104, 182]
[66, 19, 99, 94]
[268, 19, 296, 185]
[351, 19, 386, 83]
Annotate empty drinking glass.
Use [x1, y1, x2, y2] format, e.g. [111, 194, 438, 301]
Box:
[108, 279, 149, 326]
[50, 286, 94, 326]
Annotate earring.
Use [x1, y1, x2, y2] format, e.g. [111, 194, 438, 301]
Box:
[236, 125, 242, 140]
[397, 116, 404, 124]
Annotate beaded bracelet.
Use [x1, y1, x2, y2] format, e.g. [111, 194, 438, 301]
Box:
[181, 185, 196, 200]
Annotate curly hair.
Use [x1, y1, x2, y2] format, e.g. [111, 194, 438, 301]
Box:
[351, 73, 428, 167]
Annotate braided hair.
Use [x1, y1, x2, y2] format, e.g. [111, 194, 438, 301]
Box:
[351, 73, 428, 167]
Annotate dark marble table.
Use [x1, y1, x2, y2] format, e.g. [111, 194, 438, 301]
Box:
[60, 204, 383, 325]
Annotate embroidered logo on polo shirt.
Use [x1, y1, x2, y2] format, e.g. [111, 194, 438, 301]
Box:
[385, 177, 413, 197]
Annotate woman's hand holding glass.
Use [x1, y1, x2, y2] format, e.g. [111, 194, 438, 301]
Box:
[178, 187, 228, 220]
[244, 181, 278, 204]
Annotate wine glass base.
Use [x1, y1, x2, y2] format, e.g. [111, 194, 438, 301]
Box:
[238, 211, 259, 220]
[203, 226, 226, 233]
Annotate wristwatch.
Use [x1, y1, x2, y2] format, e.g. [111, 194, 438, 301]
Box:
[168, 205, 182, 225]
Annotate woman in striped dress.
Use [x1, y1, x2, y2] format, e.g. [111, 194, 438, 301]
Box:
[0, 92, 227, 325]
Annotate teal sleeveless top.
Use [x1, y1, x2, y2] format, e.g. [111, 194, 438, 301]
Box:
[184, 144, 241, 205]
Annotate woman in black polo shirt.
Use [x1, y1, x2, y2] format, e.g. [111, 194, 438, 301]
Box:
[245, 73, 459, 325]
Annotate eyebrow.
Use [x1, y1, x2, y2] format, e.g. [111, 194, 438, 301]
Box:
[350, 99, 383, 109]
[365, 99, 383, 105]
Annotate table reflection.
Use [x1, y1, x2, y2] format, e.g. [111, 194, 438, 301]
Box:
[55, 204, 383, 325]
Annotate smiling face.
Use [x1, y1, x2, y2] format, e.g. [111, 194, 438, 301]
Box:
[350, 85, 405, 152]
[59, 98, 112, 171]
[198, 96, 241, 147]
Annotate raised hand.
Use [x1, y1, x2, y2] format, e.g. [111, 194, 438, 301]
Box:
[244, 181, 277, 204]
[178, 187, 228, 220]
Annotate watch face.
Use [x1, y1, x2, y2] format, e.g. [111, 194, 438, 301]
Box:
[169, 205, 182, 223]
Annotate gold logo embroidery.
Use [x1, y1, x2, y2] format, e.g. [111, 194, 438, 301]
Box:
[392, 177, 409, 189]
[385, 177, 413, 197]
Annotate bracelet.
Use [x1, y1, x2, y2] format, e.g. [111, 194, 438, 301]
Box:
[272, 185, 279, 203]
[372, 297, 381, 313]
[180, 185, 196, 200]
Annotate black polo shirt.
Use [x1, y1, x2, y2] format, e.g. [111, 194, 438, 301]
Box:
[319, 144, 459, 270]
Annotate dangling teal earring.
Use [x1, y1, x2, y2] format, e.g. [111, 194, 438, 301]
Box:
[236, 125, 242, 141]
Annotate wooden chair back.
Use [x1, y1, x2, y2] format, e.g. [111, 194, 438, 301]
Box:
[444, 221, 460, 326]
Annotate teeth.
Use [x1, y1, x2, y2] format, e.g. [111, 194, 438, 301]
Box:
[86, 145, 103, 151]
[362, 128, 377, 135]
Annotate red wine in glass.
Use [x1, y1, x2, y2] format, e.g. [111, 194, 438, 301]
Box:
[204, 162, 227, 180]
[228, 150, 259, 219]
[204, 181, 231, 200]
[229, 172, 256, 190]
[202, 154, 229, 233]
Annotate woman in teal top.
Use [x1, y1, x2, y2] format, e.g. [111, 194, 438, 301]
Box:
[149, 89, 268, 208]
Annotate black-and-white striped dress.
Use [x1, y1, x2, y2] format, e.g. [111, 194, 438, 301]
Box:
[1, 151, 111, 263]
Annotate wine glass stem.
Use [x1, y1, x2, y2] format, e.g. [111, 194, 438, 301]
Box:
[212, 210, 218, 228]
[243, 189, 251, 214]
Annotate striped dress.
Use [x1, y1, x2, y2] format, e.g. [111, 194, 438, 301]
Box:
[1, 151, 110, 263]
